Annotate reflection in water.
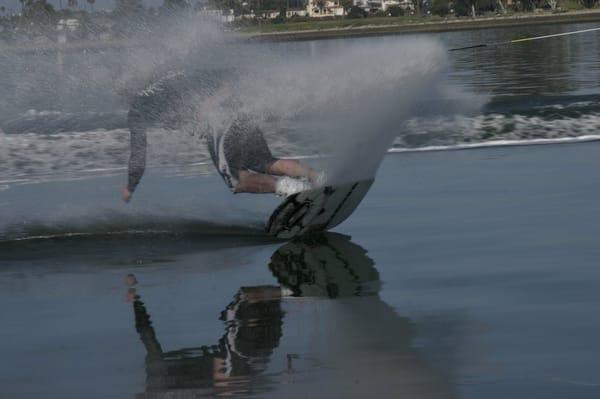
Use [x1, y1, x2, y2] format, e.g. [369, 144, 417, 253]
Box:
[449, 24, 581, 96]
[131, 284, 283, 398]
[269, 233, 381, 298]
[129, 233, 459, 398]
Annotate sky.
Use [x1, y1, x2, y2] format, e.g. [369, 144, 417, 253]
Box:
[0, 0, 164, 12]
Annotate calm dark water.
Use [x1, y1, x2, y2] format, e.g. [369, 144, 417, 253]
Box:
[2, 145, 600, 398]
[1, 22, 600, 398]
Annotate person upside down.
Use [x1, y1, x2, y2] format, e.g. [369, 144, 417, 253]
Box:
[121, 70, 322, 202]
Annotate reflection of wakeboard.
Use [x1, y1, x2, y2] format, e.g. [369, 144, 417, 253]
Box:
[269, 233, 381, 298]
[266, 179, 374, 239]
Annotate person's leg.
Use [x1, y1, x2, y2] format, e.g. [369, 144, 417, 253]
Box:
[235, 123, 319, 185]
[235, 170, 277, 193]
[235, 171, 312, 196]
[219, 120, 316, 195]
[267, 159, 319, 183]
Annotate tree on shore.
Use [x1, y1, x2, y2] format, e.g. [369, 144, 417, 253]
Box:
[496, 0, 506, 13]
[20, 0, 56, 23]
[87, 0, 95, 12]
[411, 0, 422, 15]
[347, 5, 367, 18]
[430, 0, 450, 16]
[340, 0, 353, 11]
[517, 0, 540, 11]
[453, 0, 478, 16]
[388, 5, 404, 16]
[68, 0, 78, 9]
[163, 0, 190, 9]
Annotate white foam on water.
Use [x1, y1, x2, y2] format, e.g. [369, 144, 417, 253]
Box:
[533, 100, 598, 110]
[5, 230, 173, 242]
[3, 103, 600, 186]
[389, 134, 600, 153]
[23, 109, 64, 117]
[3, 111, 600, 186]
[396, 109, 600, 149]
[0, 127, 208, 182]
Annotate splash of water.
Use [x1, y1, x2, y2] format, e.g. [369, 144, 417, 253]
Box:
[0, 15, 484, 240]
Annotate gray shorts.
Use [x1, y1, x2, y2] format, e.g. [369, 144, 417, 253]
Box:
[208, 120, 278, 190]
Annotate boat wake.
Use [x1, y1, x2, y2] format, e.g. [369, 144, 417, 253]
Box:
[390, 134, 600, 153]
[0, 217, 275, 266]
[394, 93, 600, 151]
[3, 93, 600, 185]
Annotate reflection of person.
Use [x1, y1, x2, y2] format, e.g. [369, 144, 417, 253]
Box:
[127, 274, 283, 397]
[121, 71, 322, 202]
[127, 234, 460, 398]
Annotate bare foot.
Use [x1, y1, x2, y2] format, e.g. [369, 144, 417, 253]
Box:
[121, 186, 133, 203]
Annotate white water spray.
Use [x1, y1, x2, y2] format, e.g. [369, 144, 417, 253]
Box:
[0, 15, 485, 239]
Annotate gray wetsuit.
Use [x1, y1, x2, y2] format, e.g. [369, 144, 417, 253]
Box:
[126, 71, 278, 193]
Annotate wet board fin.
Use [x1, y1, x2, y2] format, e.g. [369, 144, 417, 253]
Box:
[266, 179, 374, 239]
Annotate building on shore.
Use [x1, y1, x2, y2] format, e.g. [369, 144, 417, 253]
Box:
[196, 0, 344, 21]
[306, 0, 345, 17]
[287, 8, 308, 17]
[354, 0, 413, 12]
[196, 7, 236, 23]
[258, 9, 282, 19]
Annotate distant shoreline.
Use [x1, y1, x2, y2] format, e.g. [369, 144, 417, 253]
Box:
[2, 9, 600, 53]
[242, 10, 600, 41]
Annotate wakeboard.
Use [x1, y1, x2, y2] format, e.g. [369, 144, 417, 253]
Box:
[266, 179, 374, 239]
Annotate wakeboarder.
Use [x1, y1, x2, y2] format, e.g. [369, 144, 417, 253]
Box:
[121, 70, 322, 202]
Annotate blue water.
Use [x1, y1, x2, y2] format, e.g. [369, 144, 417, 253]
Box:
[2, 143, 600, 398]
[2, 21, 600, 398]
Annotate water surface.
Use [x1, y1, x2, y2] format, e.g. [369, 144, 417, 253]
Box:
[2, 22, 600, 398]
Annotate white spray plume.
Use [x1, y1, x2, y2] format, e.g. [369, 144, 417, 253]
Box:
[2, 13, 485, 197]
[113, 17, 478, 187]
[233, 38, 467, 184]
